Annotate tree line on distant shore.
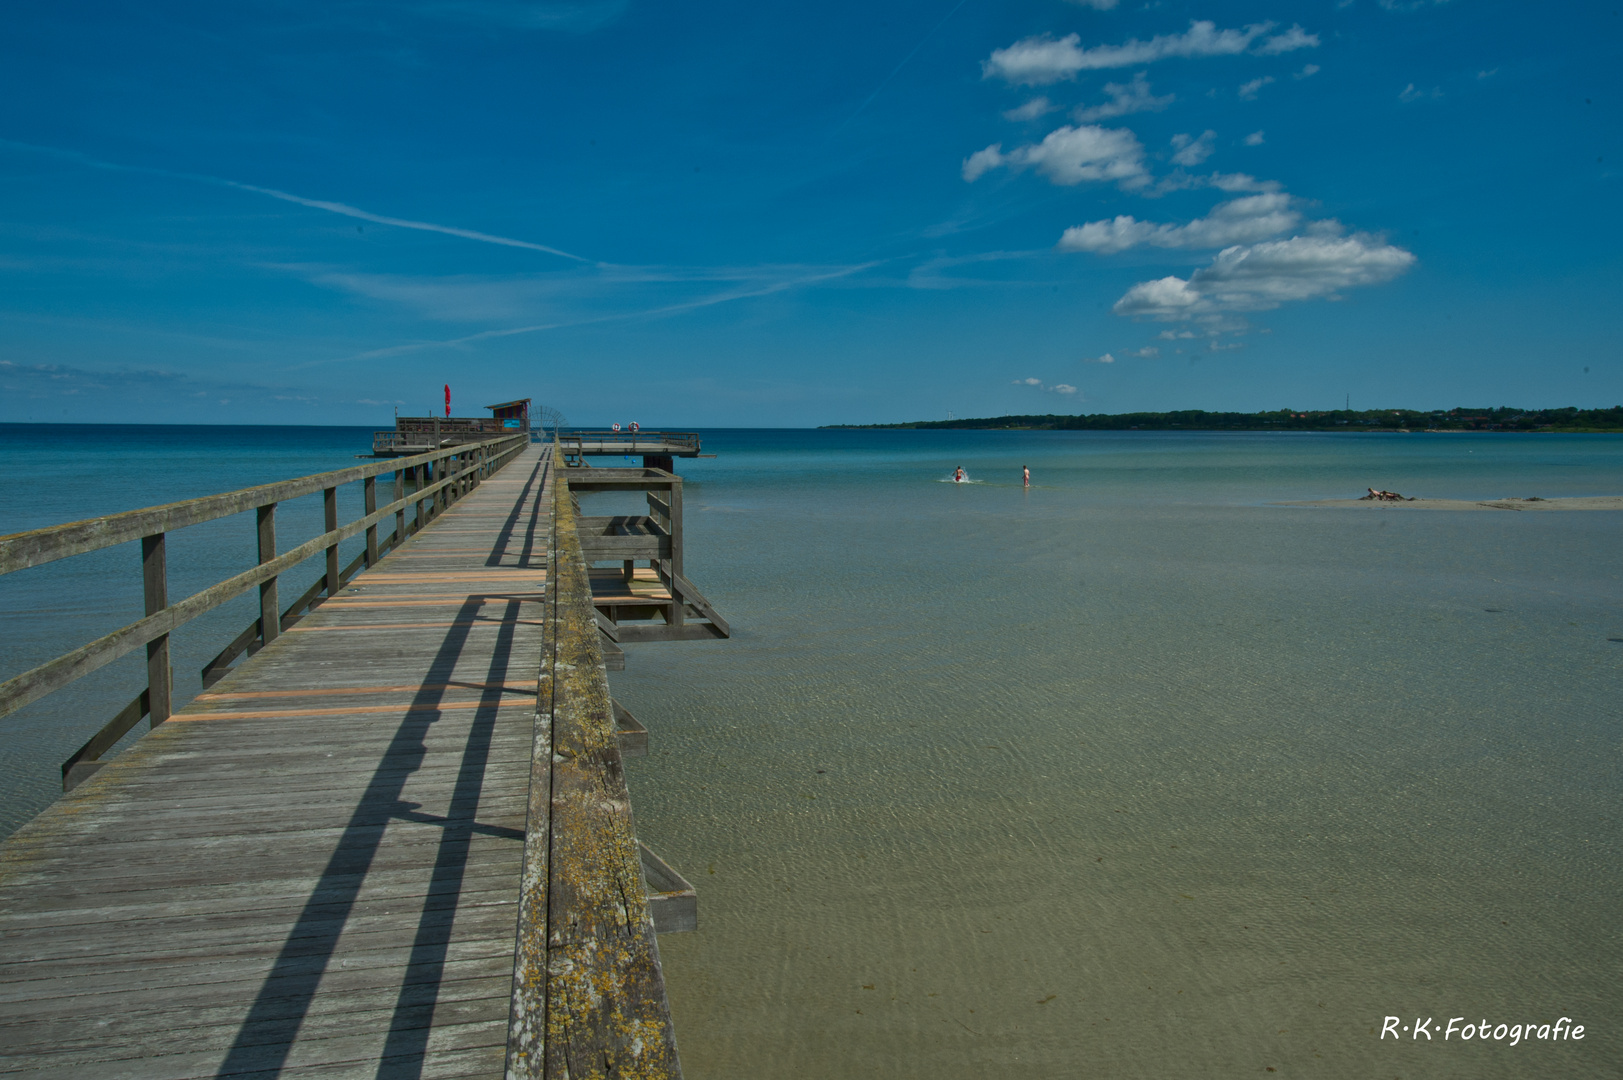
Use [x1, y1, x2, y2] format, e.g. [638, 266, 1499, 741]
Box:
[827, 406, 1623, 433]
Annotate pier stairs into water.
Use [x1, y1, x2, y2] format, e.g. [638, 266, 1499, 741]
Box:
[0, 433, 729, 1078]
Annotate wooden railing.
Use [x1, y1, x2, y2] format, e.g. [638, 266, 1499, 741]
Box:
[506, 442, 683, 1079]
[0, 434, 528, 789]
[559, 430, 701, 455]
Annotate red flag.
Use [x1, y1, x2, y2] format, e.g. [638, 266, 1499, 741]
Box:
[444, 384, 451, 417]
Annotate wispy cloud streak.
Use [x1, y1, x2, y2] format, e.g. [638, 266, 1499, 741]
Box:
[0, 138, 590, 262]
[300, 261, 884, 367]
[843, 0, 974, 126]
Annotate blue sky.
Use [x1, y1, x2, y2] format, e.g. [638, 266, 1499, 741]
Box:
[0, 0, 1616, 426]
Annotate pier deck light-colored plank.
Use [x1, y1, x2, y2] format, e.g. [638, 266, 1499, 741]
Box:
[0, 438, 695, 1079]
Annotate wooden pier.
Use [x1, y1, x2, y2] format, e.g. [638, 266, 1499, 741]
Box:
[557, 432, 705, 474]
[0, 434, 725, 1078]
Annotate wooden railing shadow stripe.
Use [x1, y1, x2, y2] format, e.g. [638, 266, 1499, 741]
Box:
[374, 598, 525, 1076]
[481, 457, 548, 569]
[214, 595, 513, 1077]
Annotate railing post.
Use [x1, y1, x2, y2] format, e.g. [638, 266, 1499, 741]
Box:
[257, 503, 279, 645]
[667, 477, 684, 627]
[416, 464, 428, 530]
[142, 533, 171, 726]
[394, 469, 406, 544]
[364, 475, 379, 566]
[324, 487, 340, 596]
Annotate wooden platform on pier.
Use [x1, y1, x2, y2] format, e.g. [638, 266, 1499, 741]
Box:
[0, 446, 553, 1078]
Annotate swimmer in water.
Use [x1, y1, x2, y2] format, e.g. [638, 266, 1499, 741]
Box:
[1022, 465, 1030, 488]
[954, 467, 965, 483]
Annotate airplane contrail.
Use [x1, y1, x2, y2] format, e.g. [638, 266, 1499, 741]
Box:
[301, 260, 885, 368]
[843, 0, 975, 127]
[0, 138, 591, 262]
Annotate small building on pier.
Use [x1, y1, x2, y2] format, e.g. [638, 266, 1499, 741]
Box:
[372, 398, 533, 456]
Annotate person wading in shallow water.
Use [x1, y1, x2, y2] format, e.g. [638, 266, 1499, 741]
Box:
[1023, 465, 1030, 488]
[954, 466, 965, 483]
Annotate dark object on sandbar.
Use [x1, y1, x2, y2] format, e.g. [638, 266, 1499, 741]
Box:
[1361, 487, 1413, 501]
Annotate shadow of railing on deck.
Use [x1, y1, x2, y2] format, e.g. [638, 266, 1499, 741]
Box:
[483, 457, 548, 569]
[214, 595, 526, 1078]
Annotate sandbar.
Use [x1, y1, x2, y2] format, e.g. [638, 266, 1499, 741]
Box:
[1280, 496, 1623, 511]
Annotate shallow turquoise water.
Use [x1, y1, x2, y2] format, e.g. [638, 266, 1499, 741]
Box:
[594, 429, 1623, 1078]
[3, 425, 1620, 1076]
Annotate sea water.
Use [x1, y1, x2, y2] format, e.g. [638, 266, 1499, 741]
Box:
[2, 425, 1620, 1077]
[595, 429, 1623, 1078]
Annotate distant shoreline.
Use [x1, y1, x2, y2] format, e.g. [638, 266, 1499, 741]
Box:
[823, 407, 1623, 434]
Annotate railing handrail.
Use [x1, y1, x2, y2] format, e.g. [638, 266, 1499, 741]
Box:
[0, 433, 533, 785]
[0, 435, 526, 575]
[558, 430, 699, 451]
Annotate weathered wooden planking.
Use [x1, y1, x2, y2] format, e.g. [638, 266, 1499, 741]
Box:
[0, 443, 553, 1080]
[505, 444, 681, 1080]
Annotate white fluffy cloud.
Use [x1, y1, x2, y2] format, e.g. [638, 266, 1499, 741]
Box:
[1170, 129, 1217, 166]
[1082, 352, 1116, 363]
[1057, 193, 1302, 254]
[1112, 234, 1417, 317]
[1295, 63, 1321, 79]
[1015, 377, 1078, 394]
[1208, 172, 1281, 193]
[1067, 0, 1119, 8]
[1255, 24, 1319, 54]
[1003, 96, 1057, 122]
[1399, 83, 1443, 102]
[963, 124, 1147, 188]
[1238, 75, 1275, 100]
[983, 34, 1092, 85]
[1123, 346, 1161, 358]
[961, 145, 1006, 182]
[1244, 130, 1265, 146]
[983, 20, 1315, 84]
[1072, 73, 1174, 122]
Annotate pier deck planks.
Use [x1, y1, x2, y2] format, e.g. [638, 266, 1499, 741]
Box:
[0, 444, 553, 1079]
